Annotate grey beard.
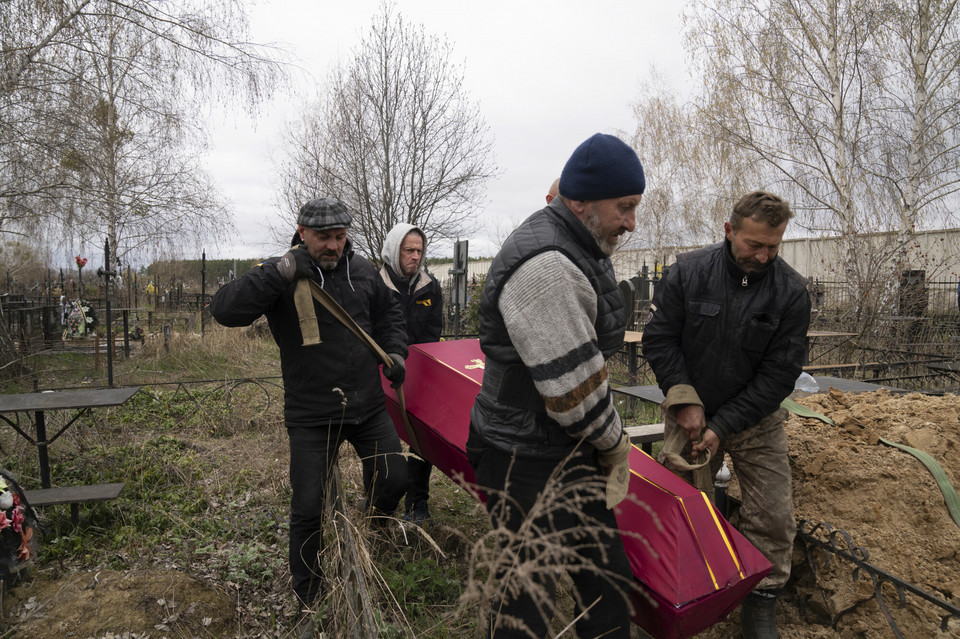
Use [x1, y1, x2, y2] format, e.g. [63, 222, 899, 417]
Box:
[585, 209, 618, 256]
[319, 256, 339, 270]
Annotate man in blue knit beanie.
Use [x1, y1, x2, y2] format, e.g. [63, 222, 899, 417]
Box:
[559, 133, 646, 255]
[467, 132, 644, 638]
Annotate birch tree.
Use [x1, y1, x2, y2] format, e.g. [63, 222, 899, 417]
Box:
[687, 0, 960, 328]
[54, 5, 223, 268]
[629, 67, 764, 259]
[874, 0, 960, 270]
[277, 2, 496, 261]
[628, 70, 706, 258]
[0, 0, 284, 266]
[686, 0, 899, 325]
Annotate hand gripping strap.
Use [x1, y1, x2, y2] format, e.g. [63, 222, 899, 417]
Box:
[304, 280, 421, 456]
[660, 409, 713, 493]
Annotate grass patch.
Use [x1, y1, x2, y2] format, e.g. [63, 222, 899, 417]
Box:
[1, 324, 650, 638]
[0, 325, 491, 638]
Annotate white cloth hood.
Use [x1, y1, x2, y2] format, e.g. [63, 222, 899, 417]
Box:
[381, 223, 427, 278]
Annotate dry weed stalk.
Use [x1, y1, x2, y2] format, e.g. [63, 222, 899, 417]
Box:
[306, 440, 660, 637]
[305, 447, 447, 638]
[457, 450, 658, 638]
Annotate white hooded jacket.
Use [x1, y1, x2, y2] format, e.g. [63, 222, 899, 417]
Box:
[379, 223, 443, 344]
[380, 223, 431, 296]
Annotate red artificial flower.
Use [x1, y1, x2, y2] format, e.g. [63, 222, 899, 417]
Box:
[75, 255, 88, 268]
[11, 506, 23, 533]
[0, 511, 9, 531]
[18, 527, 32, 561]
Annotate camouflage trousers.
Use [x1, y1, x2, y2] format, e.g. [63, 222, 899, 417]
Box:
[661, 408, 795, 591]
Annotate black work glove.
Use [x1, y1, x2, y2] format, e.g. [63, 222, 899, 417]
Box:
[383, 353, 405, 388]
[276, 244, 316, 282]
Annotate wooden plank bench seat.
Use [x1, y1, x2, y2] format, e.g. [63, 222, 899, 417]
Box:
[24, 482, 125, 525]
[625, 422, 665, 454]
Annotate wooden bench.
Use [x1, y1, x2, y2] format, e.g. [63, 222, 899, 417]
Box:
[24, 482, 125, 525]
[624, 422, 665, 455]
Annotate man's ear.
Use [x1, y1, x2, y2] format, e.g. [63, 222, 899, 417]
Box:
[723, 221, 735, 241]
[566, 199, 589, 218]
[292, 224, 307, 247]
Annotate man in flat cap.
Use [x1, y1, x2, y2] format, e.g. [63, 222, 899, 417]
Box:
[210, 197, 408, 638]
[467, 133, 645, 638]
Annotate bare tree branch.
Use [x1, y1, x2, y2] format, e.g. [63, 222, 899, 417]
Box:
[0, 0, 288, 267]
[276, 1, 497, 261]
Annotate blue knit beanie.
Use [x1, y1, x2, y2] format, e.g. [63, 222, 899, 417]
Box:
[559, 133, 645, 201]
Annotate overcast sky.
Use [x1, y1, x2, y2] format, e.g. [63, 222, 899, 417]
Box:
[204, 0, 692, 261]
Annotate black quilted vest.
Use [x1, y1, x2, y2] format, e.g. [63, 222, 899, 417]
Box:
[479, 202, 625, 377]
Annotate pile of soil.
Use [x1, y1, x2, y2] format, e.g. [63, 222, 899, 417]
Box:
[704, 388, 960, 638]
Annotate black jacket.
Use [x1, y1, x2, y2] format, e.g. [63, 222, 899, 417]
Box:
[209, 240, 408, 425]
[380, 264, 443, 344]
[641, 240, 810, 439]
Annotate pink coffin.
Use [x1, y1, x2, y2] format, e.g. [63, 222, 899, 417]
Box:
[382, 339, 771, 639]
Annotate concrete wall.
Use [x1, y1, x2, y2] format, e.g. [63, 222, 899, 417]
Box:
[612, 227, 960, 282]
[430, 228, 960, 290]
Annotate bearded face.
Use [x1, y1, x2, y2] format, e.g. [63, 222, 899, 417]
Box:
[582, 196, 641, 256]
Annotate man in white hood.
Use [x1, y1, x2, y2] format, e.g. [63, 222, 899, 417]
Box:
[380, 223, 444, 524]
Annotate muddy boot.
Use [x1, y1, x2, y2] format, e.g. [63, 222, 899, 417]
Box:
[740, 590, 779, 639]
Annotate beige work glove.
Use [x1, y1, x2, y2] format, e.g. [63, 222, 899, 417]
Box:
[598, 432, 632, 509]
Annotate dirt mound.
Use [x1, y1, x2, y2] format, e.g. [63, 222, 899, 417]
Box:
[703, 388, 960, 638]
[3, 569, 235, 638]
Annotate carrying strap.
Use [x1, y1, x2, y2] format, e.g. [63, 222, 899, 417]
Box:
[293, 279, 321, 345]
[880, 437, 960, 530]
[295, 279, 422, 456]
[660, 408, 713, 493]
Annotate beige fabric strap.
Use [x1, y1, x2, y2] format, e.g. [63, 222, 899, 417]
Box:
[302, 279, 422, 456]
[293, 279, 321, 345]
[660, 408, 713, 493]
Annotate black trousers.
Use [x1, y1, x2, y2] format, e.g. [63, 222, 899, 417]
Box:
[466, 426, 633, 639]
[286, 409, 407, 606]
[405, 456, 433, 510]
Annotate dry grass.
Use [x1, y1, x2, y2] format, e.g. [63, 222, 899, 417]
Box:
[458, 455, 652, 639]
[0, 325, 647, 638]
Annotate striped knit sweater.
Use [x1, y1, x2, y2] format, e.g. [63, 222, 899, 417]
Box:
[497, 250, 622, 452]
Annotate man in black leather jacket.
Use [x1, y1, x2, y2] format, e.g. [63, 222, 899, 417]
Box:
[642, 191, 811, 639]
[209, 198, 408, 636]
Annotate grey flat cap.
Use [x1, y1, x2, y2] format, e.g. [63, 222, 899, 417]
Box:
[297, 198, 352, 231]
